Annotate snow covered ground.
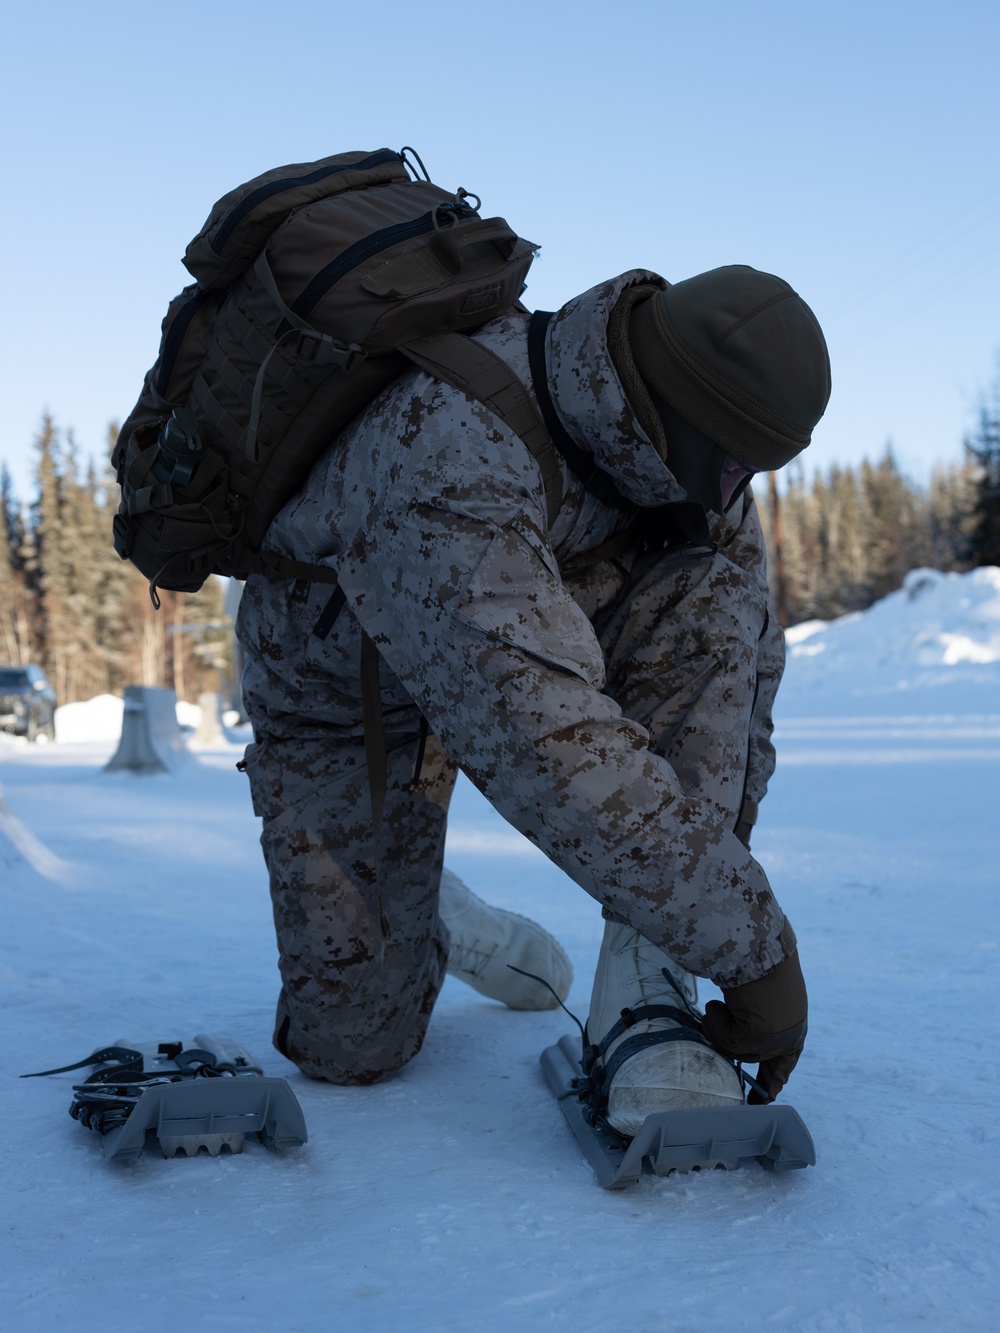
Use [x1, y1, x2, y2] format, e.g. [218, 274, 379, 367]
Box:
[2, 567, 999, 1332]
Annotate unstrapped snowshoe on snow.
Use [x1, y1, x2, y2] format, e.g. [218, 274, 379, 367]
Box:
[22, 1033, 307, 1163]
[540, 1032, 815, 1189]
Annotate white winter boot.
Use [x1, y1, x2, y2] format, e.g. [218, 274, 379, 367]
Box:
[587, 919, 743, 1137]
[439, 868, 573, 1010]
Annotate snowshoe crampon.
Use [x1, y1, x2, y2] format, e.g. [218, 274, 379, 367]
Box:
[23, 1033, 307, 1163]
[541, 1033, 815, 1189]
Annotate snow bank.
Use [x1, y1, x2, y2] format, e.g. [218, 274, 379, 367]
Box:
[176, 699, 202, 731]
[783, 566, 1000, 693]
[55, 693, 206, 743]
[54, 693, 124, 743]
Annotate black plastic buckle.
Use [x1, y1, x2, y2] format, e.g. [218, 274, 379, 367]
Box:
[295, 332, 366, 373]
[112, 513, 133, 560]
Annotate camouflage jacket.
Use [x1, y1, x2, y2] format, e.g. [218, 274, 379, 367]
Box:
[261, 271, 794, 985]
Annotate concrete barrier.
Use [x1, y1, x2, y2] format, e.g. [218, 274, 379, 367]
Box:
[193, 691, 223, 745]
[104, 686, 189, 775]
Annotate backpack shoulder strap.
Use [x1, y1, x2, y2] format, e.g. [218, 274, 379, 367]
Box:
[400, 330, 562, 529]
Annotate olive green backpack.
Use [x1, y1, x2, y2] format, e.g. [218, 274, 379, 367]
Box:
[112, 147, 560, 600]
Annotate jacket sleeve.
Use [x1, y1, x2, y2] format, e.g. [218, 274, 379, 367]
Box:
[714, 485, 785, 837]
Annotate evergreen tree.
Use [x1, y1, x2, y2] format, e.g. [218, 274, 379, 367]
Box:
[963, 368, 1000, 567]
[757, 450, 973, 627]
[770, 460, 817, 621]
[2, 471, 41, 665]
[0, 468, 25, 663]
[0, 470, 14, 595]
[827, 465, 866, 613]
[91, 443, 135, 695]
[929, 458, 977, 570]
[31, 416, 73, 695]
[858, 447, 909, 603]
[30, 420, 115, 700]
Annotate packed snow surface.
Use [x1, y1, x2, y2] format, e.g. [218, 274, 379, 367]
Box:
[3, 569, 998, 1331]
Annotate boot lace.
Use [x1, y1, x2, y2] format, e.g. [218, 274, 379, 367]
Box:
[617, 941, 698, 1016]
[448, 934, 498, 978]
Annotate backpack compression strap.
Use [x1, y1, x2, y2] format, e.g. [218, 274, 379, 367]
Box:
[400, 331, 562, 529]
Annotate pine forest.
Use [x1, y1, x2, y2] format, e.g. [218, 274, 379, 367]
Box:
[1, 418, 229, 707]
[2, 387, 1000, 706]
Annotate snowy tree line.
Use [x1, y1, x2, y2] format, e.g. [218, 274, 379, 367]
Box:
[758, 371, 1000, 626]
[757, 449, 977, 626]
[2, 390, 1000, 704]
[0, 418, 228, 705]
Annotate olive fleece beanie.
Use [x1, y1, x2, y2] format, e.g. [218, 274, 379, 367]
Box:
[627, 266, 832, 472]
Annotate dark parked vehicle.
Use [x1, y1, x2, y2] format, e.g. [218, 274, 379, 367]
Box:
[0, 665, 57, 741]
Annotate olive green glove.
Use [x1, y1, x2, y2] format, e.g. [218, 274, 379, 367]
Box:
[701, 949, 808, 1104]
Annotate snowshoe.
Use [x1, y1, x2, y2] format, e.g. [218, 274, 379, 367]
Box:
[22, 1033, 307, 1163]
[586, 921, 744, 1136]
[540, 1032, 815, 1188]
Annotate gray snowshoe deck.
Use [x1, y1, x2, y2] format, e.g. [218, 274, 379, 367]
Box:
[94, 1035, 308, 1163]
[24, 1033, 307, 1163]
[541, 1033, 815, 1189]
[96, 1070, 308, 1163]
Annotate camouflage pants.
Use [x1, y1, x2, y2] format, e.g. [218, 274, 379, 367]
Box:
[238, 488, 776, 1083]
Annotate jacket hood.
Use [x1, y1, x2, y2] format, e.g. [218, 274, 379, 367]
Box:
[546, 270, 688, 508]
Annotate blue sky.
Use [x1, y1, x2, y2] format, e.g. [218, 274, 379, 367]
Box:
[1, 0, 998, 500]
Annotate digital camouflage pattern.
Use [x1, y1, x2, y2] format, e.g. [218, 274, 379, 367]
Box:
[238, 270, 795, 1084]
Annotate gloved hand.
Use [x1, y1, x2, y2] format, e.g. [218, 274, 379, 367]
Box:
[700, 949, 807, 1104]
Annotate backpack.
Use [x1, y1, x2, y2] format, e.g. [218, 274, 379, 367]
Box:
[112, 147, 561, 600]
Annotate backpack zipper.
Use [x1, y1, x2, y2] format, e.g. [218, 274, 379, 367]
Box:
[167, 197, 470, 394]
[289, 205, 475, 323]
[210, 149, 402, 256]
[156, 288, 215, 396]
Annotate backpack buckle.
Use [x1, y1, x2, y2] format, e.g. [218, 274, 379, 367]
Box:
[296, 332, 365, 373]
[112, 512, 133, 560]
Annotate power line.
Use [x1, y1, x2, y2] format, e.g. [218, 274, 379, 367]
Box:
[840, 237, 1000, 351]
[825, 182, 1000, 321]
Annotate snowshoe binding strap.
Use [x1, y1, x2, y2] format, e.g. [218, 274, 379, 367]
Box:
[21, 1047, 144, 1078]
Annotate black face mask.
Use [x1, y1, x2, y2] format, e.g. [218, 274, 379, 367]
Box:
[650, 390, 752, 514]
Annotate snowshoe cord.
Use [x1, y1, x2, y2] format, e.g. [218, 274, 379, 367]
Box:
[21, 1043, 263, 1137]
[506, 964, 586, 1037]
[21, 1046, 146, 1078]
